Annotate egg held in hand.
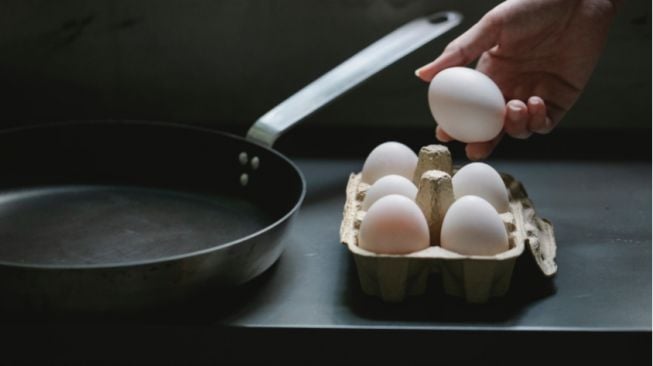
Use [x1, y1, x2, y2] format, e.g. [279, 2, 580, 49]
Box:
[440, 195, 509, 256]
[428, 67, 505, 143]
[362, 174, 417, 211]
[452, 162, 509, 213]
[358, 195, 429, 255]
[361, 141, 417, 184]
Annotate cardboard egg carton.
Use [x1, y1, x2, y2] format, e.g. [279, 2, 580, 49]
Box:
[339, 145, 557, 303]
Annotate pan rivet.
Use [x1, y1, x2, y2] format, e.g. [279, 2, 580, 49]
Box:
[239, 152, 248, 165]
[240, 173, 249, 186]
[251, 156, 260, 170]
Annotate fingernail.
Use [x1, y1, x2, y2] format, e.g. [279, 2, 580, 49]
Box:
[414, 68, 422, 77]
[507, 103, 522, 120]
[514, 131, 533, 139]
[508, 100, 522, 111]
[528, 96, 542, 106]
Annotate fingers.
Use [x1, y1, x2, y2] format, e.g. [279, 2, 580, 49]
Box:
[527, 96, 554, 134]
[465, 133, 504, 161]
[436, 126, 501, 160]
[504, 100, 532, 139]
[415, 13, 502, 81]
[435, 126, 453, 142]
[434, 96, 557, 160]
[503, 96, 556, 139]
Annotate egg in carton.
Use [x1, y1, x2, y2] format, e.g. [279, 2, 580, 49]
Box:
[339, 145, 557, 303]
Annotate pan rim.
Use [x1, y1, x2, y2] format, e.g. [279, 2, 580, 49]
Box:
[0, 120, 306, 270]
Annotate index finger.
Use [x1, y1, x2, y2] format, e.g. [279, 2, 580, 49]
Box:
[415, 14, 501, 81]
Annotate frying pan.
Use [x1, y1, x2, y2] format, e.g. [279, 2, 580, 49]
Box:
[0, 12, 461, 312]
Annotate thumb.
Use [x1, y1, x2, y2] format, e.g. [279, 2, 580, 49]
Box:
[415, 13, 501, 81]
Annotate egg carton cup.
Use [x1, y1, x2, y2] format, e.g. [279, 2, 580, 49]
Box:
[340, 146, 557, 303]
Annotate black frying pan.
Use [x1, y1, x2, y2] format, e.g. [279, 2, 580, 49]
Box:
[0, 12, 460, 312]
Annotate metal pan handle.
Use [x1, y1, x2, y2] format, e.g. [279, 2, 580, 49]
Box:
[246, 11, 462, 147]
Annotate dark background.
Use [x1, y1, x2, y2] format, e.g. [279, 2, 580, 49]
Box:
[0, 1, 650, 363]
[0, 0, 650, 141]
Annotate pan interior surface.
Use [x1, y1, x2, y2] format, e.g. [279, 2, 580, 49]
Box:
[0, 185, 272, 266]
[0, 121, 304, 268]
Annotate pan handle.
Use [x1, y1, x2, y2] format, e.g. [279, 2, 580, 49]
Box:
[246, 11, 462, 147]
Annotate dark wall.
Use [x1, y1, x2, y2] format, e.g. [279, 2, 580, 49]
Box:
[0, 0, 650, 132]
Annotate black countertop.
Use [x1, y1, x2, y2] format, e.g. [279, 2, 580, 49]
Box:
[3, 158, 651, 363]
[222, 159, 651, 330]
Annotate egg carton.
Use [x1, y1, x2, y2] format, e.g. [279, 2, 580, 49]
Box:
[339, 145, 557, 303]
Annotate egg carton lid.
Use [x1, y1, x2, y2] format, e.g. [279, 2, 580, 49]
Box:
[500, 172, 557, 276]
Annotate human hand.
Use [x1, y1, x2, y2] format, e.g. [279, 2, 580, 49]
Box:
[416, 0, 620, 160]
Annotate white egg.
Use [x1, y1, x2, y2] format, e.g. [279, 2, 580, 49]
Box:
[361, 141, 417, 184]
[440, 195, 509, 256]
[428, 67, 505, 143]
[452, 162, 509, 213]
[362, 175, 417, 211]
[358, 194, 429, 254]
